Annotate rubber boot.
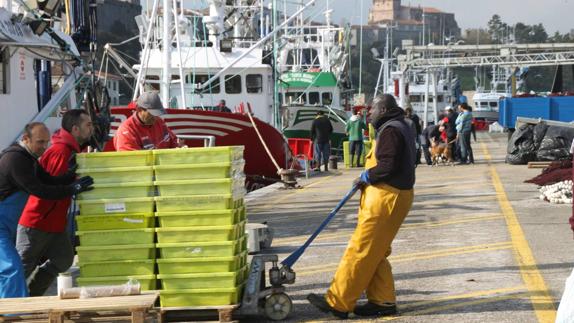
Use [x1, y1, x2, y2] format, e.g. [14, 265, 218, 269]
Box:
[324, 161, 328, 172]
[349, 154, 354, 168]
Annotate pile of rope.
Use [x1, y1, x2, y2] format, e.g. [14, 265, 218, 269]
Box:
[539, 180, 573, 204]
[525, 160, 572, 186]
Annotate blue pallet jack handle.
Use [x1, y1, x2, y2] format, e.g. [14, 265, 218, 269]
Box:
[281, 184, 360, 268]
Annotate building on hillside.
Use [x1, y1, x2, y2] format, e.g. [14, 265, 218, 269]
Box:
[351, 0, 460, 51]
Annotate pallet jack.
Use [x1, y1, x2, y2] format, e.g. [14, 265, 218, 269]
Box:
[236, 185, 360, 320]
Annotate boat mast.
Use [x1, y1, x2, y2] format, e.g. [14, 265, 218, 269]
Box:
[161, 0, 172, 107]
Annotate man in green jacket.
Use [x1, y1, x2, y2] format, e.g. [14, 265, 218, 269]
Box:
[345, 110, 367, 167]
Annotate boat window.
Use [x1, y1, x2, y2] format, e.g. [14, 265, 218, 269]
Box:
[409, 95, 421, 103]
[224, 75, 242, 94]
[286, 48, 321, 69]
[322, 92, 333, 105]
[0, 49, 8, 94]
[186, 74, 220, 93]
[308, 92, 320, 105]
[489, 101, 498, 108]
[480, 102, 489, 107]
[286, 92, 306, 104]
[437, 95, 444, 102]
[246, 74, 263, 93]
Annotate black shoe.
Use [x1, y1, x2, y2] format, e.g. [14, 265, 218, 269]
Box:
[306, 294, 348, 319]
[353, 302, 397, 317]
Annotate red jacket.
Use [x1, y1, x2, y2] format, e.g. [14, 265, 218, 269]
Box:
[113, 113, 178, 151]
[19, 129, 79, 232]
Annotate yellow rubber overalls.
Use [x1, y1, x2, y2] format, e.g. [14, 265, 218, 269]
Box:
[325, 141, 414, 312]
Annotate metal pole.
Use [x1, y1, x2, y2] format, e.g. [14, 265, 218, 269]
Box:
[374, 59, 383, 97]
[161, 0, 172, 108]
[431, 71, 438, 124]
[273, 0, 279, 128]
[132, 0, 159, 101]
[424, 71, 429, 128]
[172, 0, 186, 109]
[358, 0, 363, 95]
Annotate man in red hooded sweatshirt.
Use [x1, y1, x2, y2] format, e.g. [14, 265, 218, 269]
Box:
[16, 109, 94, 296]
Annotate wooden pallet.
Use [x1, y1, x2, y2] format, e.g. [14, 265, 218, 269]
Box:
[158, 305, 238, 323]
[0, 292, 158, 323]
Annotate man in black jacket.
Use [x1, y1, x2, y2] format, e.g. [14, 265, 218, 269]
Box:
[421, 124, 441, 165]
[310, 111, 333, 171]
[0, 122, 93, 299]
[308, 94, 415, 319]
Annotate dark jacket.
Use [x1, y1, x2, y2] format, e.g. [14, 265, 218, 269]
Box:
[310, 115, 333, 144]
[446, 111, 458, 139]
[421, 124, 441, 146]
[20, 129, 79, 232]
[0, 144, 75, 202]
[367, 108, 416, 190]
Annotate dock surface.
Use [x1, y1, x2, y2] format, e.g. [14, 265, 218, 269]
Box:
[246, 132, 571, 322]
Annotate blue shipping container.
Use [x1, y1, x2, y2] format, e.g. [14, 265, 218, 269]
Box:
[499, 96, 574, 128]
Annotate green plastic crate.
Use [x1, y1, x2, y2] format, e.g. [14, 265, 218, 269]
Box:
[157, 237, 245, 258]
[154, 195, 243, 212]
[77, 182, 155, 200]
[77, 228, 155, 246]
[77, 275, 156, 291]
[159, 286, 243, 307]
[156, 252, 247, 274]
[76, 244, 155, 262]
[158, 267, 246, 290]
[76, 213, 154, 231]
[77, 150, 152, 169]
[79, 259, 155, 277]
[156, 207, 245, 227]
[155, 178, 245, 197]
[156, 222, 244, 244]
[78, 197, 155, 216]
[153, 146, 244, 165]
[77, 166, 153, 184]
[153, 161, 245, 181]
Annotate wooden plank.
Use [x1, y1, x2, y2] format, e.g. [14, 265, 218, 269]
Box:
[130, 308, 146, 323]
[48, 311, 64, 323]
[0, 292, 158, 315]
[159, 305, 239, 323]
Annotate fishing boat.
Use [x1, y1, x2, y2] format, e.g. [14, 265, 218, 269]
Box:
[277, 7, 351, 150]
[101, 0, 325, 190]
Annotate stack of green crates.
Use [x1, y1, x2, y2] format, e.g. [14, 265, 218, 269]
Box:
[75, 150, 157, 290]
[153, 147, 249, 307]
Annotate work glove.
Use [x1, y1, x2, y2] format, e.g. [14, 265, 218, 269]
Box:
[353, 170, 370, 189]
[71, 176, 94, 195]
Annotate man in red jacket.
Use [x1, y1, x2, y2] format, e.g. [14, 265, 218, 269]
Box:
[113, 91, 180, 151]
[16, 110, 93, 296]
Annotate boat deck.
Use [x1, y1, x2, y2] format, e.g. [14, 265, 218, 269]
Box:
[245, 132, 569, 322]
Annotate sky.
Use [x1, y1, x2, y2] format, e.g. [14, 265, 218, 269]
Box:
[329, 0, 574, 34]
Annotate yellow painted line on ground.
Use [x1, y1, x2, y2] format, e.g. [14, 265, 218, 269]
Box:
[273, 213, 503, 245]
[481, 143, 556, 323]
[401, 285, 526, 310]
[415, 181, 491, 194]
[302, 286, 527, 323]
[393, 292, 531, 320]
[297, 241, 513, 277]
[413, 194, 497, 205]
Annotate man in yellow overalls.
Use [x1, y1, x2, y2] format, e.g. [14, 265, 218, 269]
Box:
[307, 94, 416, 319]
